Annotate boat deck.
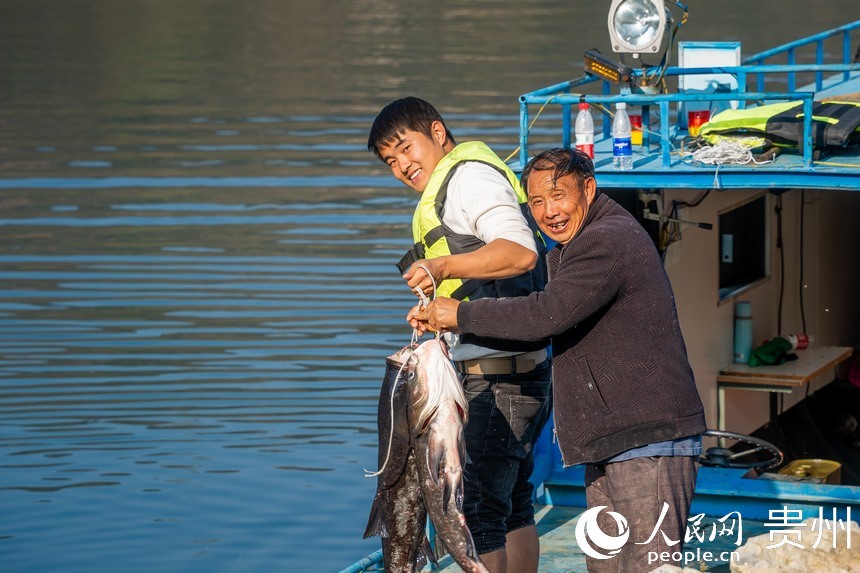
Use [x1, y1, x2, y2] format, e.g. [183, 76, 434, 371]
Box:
[430, 504, 768, 573]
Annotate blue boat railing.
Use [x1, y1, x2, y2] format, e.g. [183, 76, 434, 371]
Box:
[338, 549, 383, 573]
[518, 88, 818, 168]
[515, 19, 860, 172]
[744, 20, 860, 91]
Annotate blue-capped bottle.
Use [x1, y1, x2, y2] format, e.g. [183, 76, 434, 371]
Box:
[612, 102, 633, 170]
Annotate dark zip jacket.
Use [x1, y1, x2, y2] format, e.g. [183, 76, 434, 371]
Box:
[457, 192, 706, 466]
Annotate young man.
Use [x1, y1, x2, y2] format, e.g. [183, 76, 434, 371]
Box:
[412, 148, 707, 573]
[368, 97, 551, 573]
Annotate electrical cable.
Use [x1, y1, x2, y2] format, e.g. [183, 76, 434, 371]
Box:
[774, 193, 785, 334]
[658, 189, 711, 257]
[503, 96, 559, 163]
[649, 4, 688, 89]
[509, 93, 679, 166]
[674, 189, 711, 209]
[799, 190, 807, 334]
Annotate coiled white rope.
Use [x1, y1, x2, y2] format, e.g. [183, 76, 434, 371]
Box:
[364, 264, 438, 478]
[687, 139, 774, 166]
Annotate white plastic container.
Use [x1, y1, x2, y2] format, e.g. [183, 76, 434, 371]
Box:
[574, 102, 594, 158]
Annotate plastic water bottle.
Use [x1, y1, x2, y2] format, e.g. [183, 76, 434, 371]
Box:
[781, 333, 815, 350]
[574, 102, 594, 159]
[612, 102, 633, 170]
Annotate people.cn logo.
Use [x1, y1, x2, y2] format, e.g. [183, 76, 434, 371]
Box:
[574, 506, 630, 560]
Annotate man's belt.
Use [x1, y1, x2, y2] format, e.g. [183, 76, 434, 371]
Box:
[455, 349, 548, 376]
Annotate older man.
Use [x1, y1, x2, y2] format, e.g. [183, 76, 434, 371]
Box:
[411, 148, 706, 573]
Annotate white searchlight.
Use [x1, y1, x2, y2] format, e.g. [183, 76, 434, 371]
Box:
[607, 0, 667, 56]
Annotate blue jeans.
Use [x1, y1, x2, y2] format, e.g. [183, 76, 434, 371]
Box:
[460, 362, 552, 554]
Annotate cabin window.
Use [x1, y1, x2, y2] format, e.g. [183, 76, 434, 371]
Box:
[718, 195, 767, 300]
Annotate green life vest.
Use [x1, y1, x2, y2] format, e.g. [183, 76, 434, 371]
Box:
[401, 141, 546, 300]
[700, 100, 860, 150]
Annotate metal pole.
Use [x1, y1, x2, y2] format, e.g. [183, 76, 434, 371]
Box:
[519, 97, 529, 168]
[337, 549, 384, 573]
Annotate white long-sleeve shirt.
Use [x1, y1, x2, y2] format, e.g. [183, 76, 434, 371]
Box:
[439, 161, 539, 361]
[442, 162, 538, 255]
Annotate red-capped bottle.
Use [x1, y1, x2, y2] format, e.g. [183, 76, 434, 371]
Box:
[574, 102, 595, 159]
[781, 333, 815, 350]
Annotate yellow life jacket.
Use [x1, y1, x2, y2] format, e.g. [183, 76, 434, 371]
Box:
[398, 141, 546, 300]
[700, 100, 860, 150]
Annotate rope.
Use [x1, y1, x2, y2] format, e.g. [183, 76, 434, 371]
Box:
[363, 355, 411, 478]
[414, 263, 439, 341]
[364, 265, 440, 478]
[685, 139, 774, 166]
[814, 160, 860, 168]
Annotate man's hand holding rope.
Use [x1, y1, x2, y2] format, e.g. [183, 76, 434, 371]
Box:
[408, 298, 461, 335]
[403, 259, 446, 297]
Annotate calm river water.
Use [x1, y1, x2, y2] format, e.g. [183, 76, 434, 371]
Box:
[0, 1, 854, 571]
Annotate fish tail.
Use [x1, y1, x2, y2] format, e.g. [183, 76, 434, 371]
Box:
[420, 536, 438, 568]
[362, 496, 387, 539]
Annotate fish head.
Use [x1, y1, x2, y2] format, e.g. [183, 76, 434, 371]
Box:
[387, 343, 417, 365]
[406, 338, 467, 437]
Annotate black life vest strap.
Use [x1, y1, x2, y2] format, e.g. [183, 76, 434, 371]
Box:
[396, 242, 426, 275]
[422, 226, 446, 249]
[450, 278, 494, 301]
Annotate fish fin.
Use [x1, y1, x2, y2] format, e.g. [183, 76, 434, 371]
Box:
[441, 459, 465, 515]
[426, 431, 444, 486]
[442, 468, 451, 515]
[461, 525, 482, 562]
[411, 406, 438, 439]
[362, 497, 388, 539]
[420, 536, 439, 567]
[461, 429, 472, 467]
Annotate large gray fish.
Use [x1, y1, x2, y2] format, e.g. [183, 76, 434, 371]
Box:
[364, 339, 488, 573]
[409, 339, 488, 573]
[364, 344, 435, 573]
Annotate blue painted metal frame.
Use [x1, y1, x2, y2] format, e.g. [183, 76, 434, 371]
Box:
[744, 20, 860, 90]
[519, 87, 816, 167]
[338, 549, 383, 573]
[515, 20, 860, 191]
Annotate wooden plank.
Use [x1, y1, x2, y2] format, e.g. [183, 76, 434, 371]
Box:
[717, 346, 852, 384]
